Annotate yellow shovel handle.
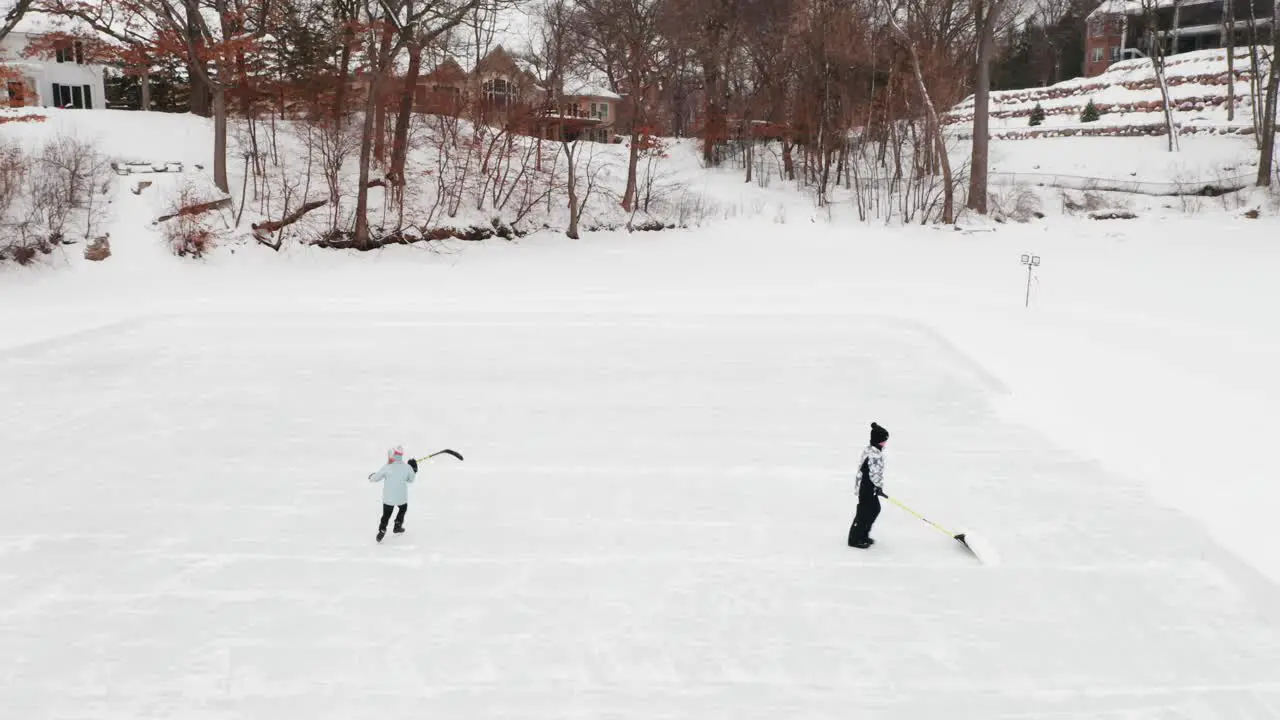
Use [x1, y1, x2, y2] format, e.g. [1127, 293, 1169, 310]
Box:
[885, 495, 957, 538]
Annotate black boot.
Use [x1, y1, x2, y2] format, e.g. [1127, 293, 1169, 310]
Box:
[376, 530, 385, 542]
[393, 526, 405, 534]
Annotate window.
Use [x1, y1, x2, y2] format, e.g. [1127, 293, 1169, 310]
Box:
[599, 102, 608, 119]
[1092, 47, 1104, 63]
[50, 83, 93, 109]
[54, 41, 85, 65]
[482, 78, 512, 108]
[1110, 46, 1122, 60]
[6, 81, 24, 108]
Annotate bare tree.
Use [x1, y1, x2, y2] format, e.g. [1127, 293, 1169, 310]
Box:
[740, 0, 796, 180]
[1138, 0, 1181, 151]
[527, 0, 594, 237]
[1030, 0, 1076, 85]
[883, 0, 965, 223]
[0, 0, 33, 42]
[1224, 0, 1235, 122]
[663, 0, 743, 167]
[136, 0, 272, 192]
[1256, 0, 1279, 185]
[350, 0, 491, 247]
[576, 0, 669, 211]
[387, 0, 512, 197]
[967, 0, 1016, 214]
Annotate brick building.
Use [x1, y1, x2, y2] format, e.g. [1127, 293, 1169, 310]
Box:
[1084, 0, 1275, 77]
[1084, 10, 1129, 77]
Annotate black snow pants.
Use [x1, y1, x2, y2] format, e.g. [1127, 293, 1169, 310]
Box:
[380, 504, 407, 532]
[848, 468, 881, 545]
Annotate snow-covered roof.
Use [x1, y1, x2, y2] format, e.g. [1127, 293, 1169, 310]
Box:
[1089, 0, 1219, 19]
[1164, 21, 1230, 36]
[565, 83, 621, 100]
[10, 12, 97, 37]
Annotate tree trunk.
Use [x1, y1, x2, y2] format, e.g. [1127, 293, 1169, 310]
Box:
[189, 67, 212, 117]
[353, 75, 381, 248]
[1257, 3, 1280, 185]
[1146, 26, 1180, 151]
[968, 4, 994, 214]
[564, 141, 580, 239]
[622, 89, 641, 210]
[622, 130, 640, 210]
[334, 27, 353, 126]
[1226, 0, 1236, 122]
[1247, 4, 1263, 143]
[236, 50, 251, 117]
[374, 94, 388, 164]
[701, 54, 723, 167]
[1172, 1, 1182, 52]
[212, 86, 229, 193]
[140, 67, 152, 111]
[388, 42, 423, 190]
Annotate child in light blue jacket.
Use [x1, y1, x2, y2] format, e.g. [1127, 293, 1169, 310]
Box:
[369, 445, 417, 542]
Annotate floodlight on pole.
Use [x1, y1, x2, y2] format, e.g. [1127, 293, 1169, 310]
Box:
[1021, 253, 1041, 307]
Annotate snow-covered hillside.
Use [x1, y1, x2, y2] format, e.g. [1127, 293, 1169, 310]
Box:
[0, 106, 871, 258]
[0, 104, 1271, 274]
[949, 47, 1270, 137]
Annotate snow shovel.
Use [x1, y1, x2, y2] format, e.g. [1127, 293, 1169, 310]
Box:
[884, 494, 977, 558]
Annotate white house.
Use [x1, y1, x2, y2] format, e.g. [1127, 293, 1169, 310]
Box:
[1, 14, 107, 110]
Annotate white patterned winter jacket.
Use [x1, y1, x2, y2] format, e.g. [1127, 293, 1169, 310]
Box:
[855, 446, 885, 496]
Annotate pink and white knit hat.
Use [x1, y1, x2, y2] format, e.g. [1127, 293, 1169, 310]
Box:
[387, 445, 404, 462]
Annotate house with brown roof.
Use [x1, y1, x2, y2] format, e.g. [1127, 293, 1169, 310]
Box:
[416, 47, 541, 127]
[542, 83, 621, 143]
[417, 47, 621, 143]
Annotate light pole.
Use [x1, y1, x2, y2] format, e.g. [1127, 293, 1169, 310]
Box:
[1020, 253, 1040, 307]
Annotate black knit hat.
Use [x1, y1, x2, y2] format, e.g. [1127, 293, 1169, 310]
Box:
[870, 422, 889, 447]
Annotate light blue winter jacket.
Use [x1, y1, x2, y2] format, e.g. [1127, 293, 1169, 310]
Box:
[369, 460, 416, 506]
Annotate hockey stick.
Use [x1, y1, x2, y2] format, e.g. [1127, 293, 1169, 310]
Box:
[884, 495, 976, 557]
[417, 449, 464, 462]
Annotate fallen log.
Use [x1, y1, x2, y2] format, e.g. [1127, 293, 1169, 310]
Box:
[156, 197, 232, 223]
[252, 200, 328, 236]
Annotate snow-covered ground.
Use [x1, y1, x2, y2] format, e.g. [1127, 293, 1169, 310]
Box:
[3, 211, 1280, 716]
[4, 104, 1280, 715]
[986, 134, 1259, 186]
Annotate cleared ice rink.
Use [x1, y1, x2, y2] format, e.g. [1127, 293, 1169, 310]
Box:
[2, 311, 1278, 719]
